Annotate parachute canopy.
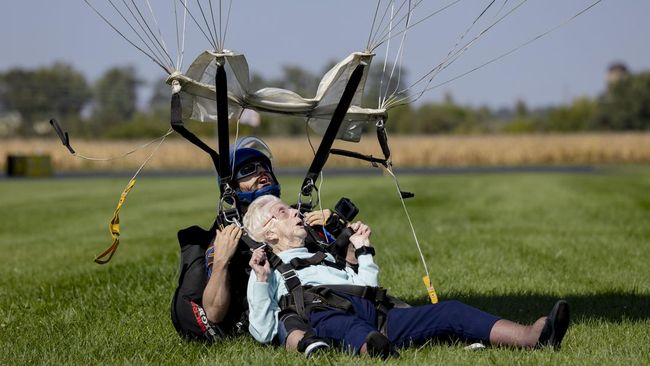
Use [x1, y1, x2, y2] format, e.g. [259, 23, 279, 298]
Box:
[167, 51, 387, 142]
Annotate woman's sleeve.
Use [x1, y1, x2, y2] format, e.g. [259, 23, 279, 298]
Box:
[247, 270, 281, 343]
[347, 253, 379, 286]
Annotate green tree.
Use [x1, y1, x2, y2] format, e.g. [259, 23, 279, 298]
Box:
[273, 66, 319, 98]
[148, 77, 171, 112]
[93, 66, 140, 125]
[0, 63, 91, 135]
[413, 97, 468, 134]
[547, 97, 598, 131]
[597, 71, 650, 130]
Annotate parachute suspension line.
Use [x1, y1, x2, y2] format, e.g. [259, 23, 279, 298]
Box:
[366, 0, 383, 50]
[208, 0, 220, 50]
[195, 0, 219, 51]
[173, 0, 189, 70]
[368, 0, 413, 51]
[176, 0, 218, 50]
[221, 0, 234, 49]
[377, 2, 395, 108]
[371, 0, 460, 52]
[119, 0, 175, 70]
[134, 0, 174, 66]
[368, 0, 420, 51]
[381, 0, 413, 108]
[437, 0, 499, 81]
[493, 0, 511, 20]
[403, 0, 530, 102]
[143, 0, 173, 66]
[367, 0, 401, 51]
[83, 0, 172, 74]
[387, 0, 604, 109]
[94, 127, 172, 264]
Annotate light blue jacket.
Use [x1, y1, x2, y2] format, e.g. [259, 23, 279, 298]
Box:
[247, 247, 379, 343]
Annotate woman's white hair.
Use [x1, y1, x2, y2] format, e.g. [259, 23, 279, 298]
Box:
[243, 195, 282, 242]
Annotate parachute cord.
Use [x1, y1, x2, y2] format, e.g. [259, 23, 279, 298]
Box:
[173, 0, 189, 70]
[221, 0, 234, 50]
[304, 119, 327, 232]
[83, 0, 172, 74]
[68, 130, 173, 162]
[317, 171, 327, 238]
[229, 109, 245, 178]
[383, 165, 430, 281]
[209, 0, 220, 50]
[379, 121, 438, 302]
[94, 127, 172, 264]
[129, 127, 172, 179]
[403, 0, 603, 104]
[378, 2, 395, 108]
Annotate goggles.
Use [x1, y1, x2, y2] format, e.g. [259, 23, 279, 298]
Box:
[235, 161, 270, 180]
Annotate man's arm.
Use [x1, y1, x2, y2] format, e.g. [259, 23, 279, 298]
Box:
[202, 225, 241, 323]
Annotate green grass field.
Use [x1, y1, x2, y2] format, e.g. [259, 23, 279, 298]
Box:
[1, 167, 649, 365]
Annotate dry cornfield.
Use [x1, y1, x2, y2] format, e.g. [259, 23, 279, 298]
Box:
[2, 132, 649, 171]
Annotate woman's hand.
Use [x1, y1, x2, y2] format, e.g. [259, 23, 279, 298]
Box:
[349, 221, 371, 249]
[303, 209, 332, 227]
[212, 224, 242, 267]
[249, 247, 271, 282]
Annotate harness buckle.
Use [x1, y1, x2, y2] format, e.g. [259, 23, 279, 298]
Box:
[281, 269, 298, 281]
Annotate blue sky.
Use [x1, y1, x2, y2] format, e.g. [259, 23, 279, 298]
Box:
[2, 1, 649, 109]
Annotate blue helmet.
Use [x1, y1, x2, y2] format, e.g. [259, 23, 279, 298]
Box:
[228, 138, 281, 207]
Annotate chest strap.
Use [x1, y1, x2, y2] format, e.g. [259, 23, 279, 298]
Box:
[276, 251, 337, 320]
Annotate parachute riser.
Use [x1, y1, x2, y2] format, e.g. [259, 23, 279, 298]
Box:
[214, 58, 233, 195]
[299, 63, 367, 207]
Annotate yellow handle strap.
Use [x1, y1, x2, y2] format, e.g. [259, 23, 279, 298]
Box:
[94, 178, 136, 264]
[423, 275, 439, 304]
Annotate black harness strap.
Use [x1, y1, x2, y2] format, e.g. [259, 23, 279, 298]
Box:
[330, 148, 388, 167]
[376, 121, 391, 163]
[170, 93, 221, 175]
[300, 63, 366, 197]
[170, 59, 232, 198]
[215, 62, 232, 192]
[271, 249, 401, 335]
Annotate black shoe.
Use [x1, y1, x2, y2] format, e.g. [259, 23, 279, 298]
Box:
[364, 331, 399, 359]
[304, 339, 329, 357]
[537, 300, 570, 350]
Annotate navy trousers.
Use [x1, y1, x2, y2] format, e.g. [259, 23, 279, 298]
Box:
[309, 294, 500, 353]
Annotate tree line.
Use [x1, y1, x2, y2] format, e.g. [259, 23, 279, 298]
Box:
[0, 62, 648, 138]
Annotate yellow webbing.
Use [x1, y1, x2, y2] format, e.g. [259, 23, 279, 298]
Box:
[94, 178, 136, 264]
[423, 275, 439, 304]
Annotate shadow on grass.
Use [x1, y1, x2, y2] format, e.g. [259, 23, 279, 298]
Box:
[401, 292, 650, 324]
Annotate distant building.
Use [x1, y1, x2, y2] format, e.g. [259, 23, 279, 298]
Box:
[607, 62, 629, 86]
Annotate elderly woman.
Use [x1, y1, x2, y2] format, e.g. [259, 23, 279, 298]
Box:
[244, 195, 570, 357]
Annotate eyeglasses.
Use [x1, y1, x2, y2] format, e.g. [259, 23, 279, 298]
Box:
[235, 161, 270, 180]
[263, 205, 292, 227]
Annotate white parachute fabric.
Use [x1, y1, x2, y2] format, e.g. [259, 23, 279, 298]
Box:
[167, 51, 387, 142]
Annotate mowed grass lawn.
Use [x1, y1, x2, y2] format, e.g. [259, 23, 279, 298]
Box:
[1, 167, 649, 365]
